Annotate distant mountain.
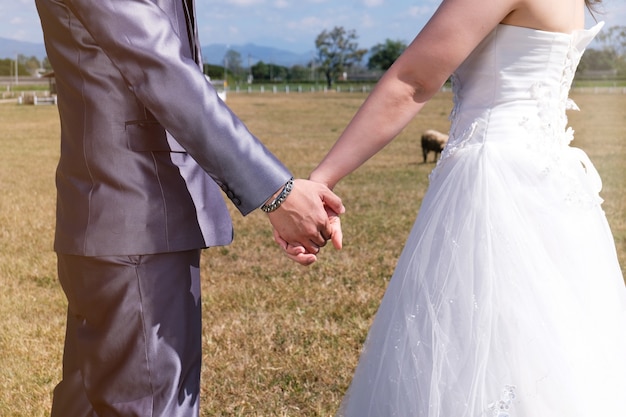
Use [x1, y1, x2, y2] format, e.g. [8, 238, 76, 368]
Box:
[0, 37, 47, 60]
[202, 43, 314, 67]
[0, 37, 313, 68]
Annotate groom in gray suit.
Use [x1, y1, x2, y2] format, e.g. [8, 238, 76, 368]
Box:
[35, 0, 343, 415]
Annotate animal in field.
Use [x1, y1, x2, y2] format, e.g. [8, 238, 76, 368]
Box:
[421, 129, 449, 163]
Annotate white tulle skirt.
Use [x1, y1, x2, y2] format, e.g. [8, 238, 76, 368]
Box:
[337, 139, 626, 417]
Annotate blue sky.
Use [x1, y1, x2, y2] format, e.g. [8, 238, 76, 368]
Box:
[1, 0, 625, 52]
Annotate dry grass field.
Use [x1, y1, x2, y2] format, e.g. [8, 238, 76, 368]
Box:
[0, 91, 624, 416]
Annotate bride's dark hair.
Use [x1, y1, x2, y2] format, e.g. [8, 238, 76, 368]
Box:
[585, 0, 602, 13]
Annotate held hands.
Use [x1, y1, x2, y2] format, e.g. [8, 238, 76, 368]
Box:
[272, 205, 343, 265]
[266, 179, 344, 266]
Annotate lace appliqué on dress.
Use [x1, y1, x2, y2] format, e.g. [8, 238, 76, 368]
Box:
[517, 39, 603, 210]
[429, 120, 479, 182]
[487, 385, 516, 417]
[429, 74, 481, 181]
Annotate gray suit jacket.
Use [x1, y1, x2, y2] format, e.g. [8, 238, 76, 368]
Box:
[35, 0, 291, 256]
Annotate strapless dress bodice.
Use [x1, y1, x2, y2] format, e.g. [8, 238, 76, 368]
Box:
[443, 22, 604, 158]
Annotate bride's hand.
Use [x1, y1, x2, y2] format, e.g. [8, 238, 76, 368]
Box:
[272, 229, 317, 265]
[273, 207, 343, 266]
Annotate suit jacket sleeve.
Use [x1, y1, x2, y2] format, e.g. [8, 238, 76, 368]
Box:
[63, 0, 291, 215]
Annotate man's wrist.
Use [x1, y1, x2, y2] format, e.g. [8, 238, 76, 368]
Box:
[261, 177, 294, 213]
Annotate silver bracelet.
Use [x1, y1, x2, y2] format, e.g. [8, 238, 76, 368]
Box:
[261, 177, 294, 213]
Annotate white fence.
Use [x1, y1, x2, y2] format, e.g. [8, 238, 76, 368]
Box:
[570, 86, 626, 94]
[1, 85, 624, 106]
[224, 85, 626, 95]
[1, 90, 57, 105]
[225, 84, 374, 94]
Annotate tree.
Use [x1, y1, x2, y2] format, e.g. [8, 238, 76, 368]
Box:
[595, 25, 626, 75]
[203, 63, 226, 80]
[288, 64, 310, 82]
[596, 25, 626, 57]
[223, 49, 243, 80]
[20, 55, 41, 76]
[42, 57, 53, 72]
[367, 39, 407, 70]
[315, 26, 367, 87]
[578, 48, 618, 72]
[270, 64, 288, 82]
[251, 61, 270, 81]
[250, 61, 289, 82]
[0, 58, 29, 76]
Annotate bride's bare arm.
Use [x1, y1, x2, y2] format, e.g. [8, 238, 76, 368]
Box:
[309, 0, 520, 189]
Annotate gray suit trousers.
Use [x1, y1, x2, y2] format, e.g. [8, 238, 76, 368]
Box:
[52, 250, 203, 417]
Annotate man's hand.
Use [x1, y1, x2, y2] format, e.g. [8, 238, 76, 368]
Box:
[266, 179, 344, 265]
[272, 206, 343, 265]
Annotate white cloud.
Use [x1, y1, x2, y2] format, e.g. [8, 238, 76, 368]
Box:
[12, 29, 31, 41]
[274, 0, 289, 8]
[287, 15, 327, 31]
[363, 0, 384, 6]
[227, 25, 241, 36]
[361, 14, 376, 29]
[408, 6, 432, 17]
[226, 0, 265, 6]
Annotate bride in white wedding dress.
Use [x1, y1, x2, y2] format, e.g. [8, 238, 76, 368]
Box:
[276, 0, 626, 415]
